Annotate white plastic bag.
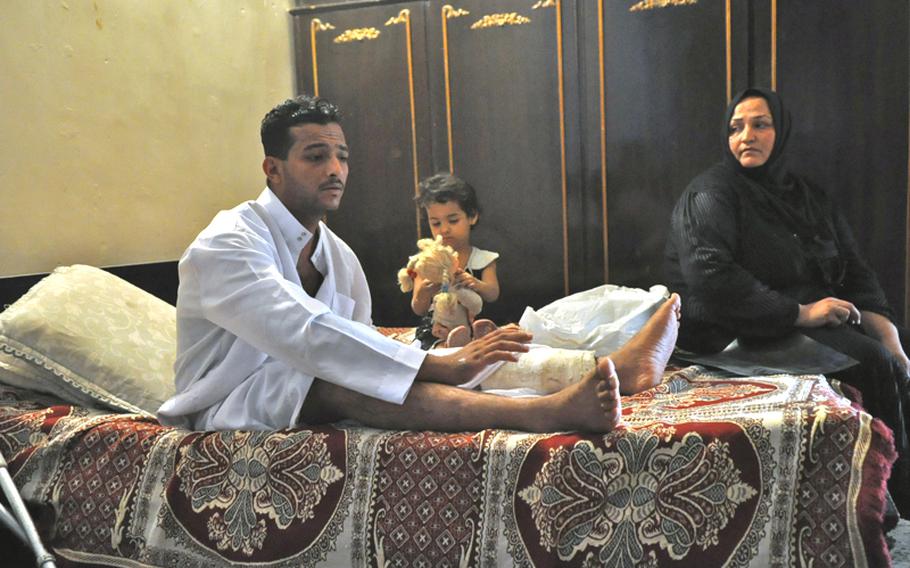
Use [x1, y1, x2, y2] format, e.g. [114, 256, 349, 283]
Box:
[518, 284, 669, 357]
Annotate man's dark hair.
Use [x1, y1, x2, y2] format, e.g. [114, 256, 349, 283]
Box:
[260, 94, 342, 159]
[415, 173, 481, 221]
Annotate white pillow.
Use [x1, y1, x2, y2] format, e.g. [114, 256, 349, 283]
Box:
[0, 265, 176, 416]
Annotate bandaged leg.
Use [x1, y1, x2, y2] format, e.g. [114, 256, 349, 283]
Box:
[480, 345, 596, 394]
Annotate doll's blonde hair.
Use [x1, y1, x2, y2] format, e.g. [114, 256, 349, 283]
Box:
[397, 236, 458, 292]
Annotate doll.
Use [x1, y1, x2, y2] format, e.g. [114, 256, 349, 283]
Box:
[398, 236, 483, 346]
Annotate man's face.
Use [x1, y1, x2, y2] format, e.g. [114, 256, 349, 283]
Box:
[264, 122, 349, 227]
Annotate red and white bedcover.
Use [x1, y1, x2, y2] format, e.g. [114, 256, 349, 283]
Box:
[0, 365, 895, 567]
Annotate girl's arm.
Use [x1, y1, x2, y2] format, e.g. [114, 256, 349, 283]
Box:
[457, 262, 500, 303]
[411, 274, 440, 316]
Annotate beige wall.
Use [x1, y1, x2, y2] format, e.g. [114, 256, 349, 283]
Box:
[0, 1, 294, 276]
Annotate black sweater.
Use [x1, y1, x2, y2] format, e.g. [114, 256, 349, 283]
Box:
[665, 162, 892, 353]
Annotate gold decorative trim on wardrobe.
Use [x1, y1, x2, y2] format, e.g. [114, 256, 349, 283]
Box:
[598, 0, 609, 283]
[309, 19, 335, 96]
[470, 13, 531, 30]
[533, 0, 570, 296]
[333, 27, 380, 44]
[442, 5, 469, 173]
[629, 0, 697, 12]
[771, 0, 778, 90]
[385, 9, 422, 239]
[725, 0, 731, 102]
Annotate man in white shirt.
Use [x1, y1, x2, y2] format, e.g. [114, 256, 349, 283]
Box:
[157, 95, 680, 432]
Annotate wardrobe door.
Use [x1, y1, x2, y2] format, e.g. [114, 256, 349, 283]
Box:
[774, 0, 910, 320]
[424, 0, 575, 322]
[594, 0, 729, 290]
[292, 3, 433, 325]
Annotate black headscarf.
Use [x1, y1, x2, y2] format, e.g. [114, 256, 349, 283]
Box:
[723, 87, 793, 187]
[722, 88, 845, 286]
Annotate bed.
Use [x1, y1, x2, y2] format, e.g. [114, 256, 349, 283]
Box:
[0, 265, 897, 567]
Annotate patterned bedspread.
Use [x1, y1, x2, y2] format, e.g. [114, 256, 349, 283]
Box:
[0, 366, 895, 567]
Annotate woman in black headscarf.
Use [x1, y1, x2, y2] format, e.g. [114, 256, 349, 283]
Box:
[665, 87, 910, 517]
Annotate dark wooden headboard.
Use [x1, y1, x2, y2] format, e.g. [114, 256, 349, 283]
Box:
[0, 261, 179, 312]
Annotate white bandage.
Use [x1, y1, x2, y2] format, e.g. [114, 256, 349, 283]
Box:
[481, 346, 596, 394]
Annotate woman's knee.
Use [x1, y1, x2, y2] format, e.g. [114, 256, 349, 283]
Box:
[857, 342, 900, 375]
[826, 332, 898, 374]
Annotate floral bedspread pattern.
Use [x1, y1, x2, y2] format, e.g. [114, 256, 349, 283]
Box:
[0, 366, 893, 567]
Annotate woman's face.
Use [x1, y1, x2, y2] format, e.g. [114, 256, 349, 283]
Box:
[728, 96, 776, 168]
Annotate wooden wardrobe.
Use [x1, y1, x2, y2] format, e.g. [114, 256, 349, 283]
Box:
[290, 0, 909, 328]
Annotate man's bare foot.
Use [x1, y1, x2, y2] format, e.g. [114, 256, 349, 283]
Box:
[537, 356, 621, 433]
[610, 293, 680, 394]
[472, 319, 498, 339]
[595, 359, 622, 417]
[446, 325, 471, 348]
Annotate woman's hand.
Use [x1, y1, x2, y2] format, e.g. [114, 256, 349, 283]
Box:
[795, 297, 861, 328]
[417, 325, 532, 385]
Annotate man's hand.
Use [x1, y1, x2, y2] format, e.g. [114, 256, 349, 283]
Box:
[417, 324, 532, 385]
[796, 297, 861, 328]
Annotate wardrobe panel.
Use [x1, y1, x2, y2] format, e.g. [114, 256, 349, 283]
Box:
[571, 0, 609, 293]
[425, 0, 569, 323]
[291, 0, 910, 327]
[293, 3, 432, 325]
[603, 0, 728, 289]
[776, 0, 909, 320]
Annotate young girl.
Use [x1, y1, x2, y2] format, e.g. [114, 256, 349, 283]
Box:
[411, 173, 499, 348]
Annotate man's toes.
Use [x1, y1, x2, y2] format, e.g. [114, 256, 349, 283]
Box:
[596, 371, 618, 392]
[598, 385, 618, 404]
[596, 357, 616, 378]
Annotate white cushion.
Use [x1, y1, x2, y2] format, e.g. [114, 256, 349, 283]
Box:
[0, 265, 176, 416]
